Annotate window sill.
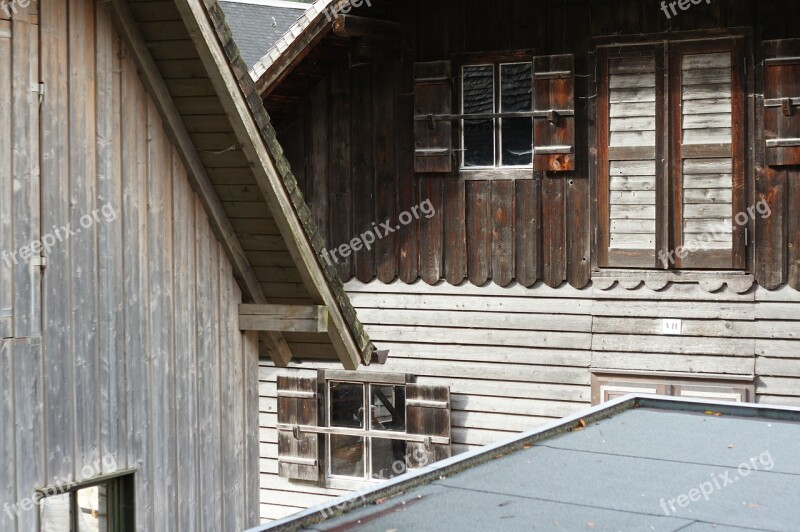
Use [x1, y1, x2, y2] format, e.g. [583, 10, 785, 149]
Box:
[591, 269, 755, 293]
[458, 168, 534, 180]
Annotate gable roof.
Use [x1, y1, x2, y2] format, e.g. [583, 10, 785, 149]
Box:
[111, 0, 375, 368]
[252, 395, 800, 530]
[219, 0, 309, 70]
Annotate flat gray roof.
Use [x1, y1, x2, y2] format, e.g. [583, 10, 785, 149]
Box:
[254, 396, 800, 532]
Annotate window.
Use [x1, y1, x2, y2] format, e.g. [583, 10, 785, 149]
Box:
[461, 61, 533, 169]
[592, 373, 753, 405]
[597, 38, 747, 270]
[38, 472, 135, 532]
[276, 371, 451, 488]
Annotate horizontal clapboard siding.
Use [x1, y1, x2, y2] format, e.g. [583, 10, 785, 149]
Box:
[754, 287, 800, 405]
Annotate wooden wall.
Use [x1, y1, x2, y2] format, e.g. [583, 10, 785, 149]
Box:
[0, 1, 260, 530]
[257, 278, 800, 522]
[271, 0, 800, 290]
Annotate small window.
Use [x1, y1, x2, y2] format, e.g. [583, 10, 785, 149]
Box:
[275, 372, 451, 487]
[38, 472, 135, 532]
[461, 61, 533, 169]
[592, 373, 753, 405]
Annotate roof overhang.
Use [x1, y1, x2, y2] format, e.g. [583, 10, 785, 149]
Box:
[109, 0, 375, 368]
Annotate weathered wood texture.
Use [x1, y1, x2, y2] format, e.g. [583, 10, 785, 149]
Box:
[0, 2, 261, 531]
[268, 0, 800, 291]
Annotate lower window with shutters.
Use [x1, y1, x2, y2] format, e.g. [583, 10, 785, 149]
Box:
[277, 371, 451, 489]
[592, 373, 754, 405]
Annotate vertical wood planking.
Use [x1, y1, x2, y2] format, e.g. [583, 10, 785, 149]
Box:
[69, 0, 100, 479]
[491, 181, 515, 286]
[351, 64, 375, 282]
[374, 62, 397, 283]
[11, 0, 40, 338]
[397, 2, 419, 283]
[96, 1, 125, 472]
[219, 256, 237, 531]
[467, 180, 491, 286]
[0, 341, 13, 532]
[515, 179, 542, 287]
[542, 175, 566, 287]
[419, 177, 443, 284]
[244, 330, 261, 526]
[789, 170, 800, 290]
[755, 165, 787, 289]
[0, 18, 12, 340]
[173, 157, 200, 531]
[14, 338, 43, 532]
[124, 55, 154, 532]
[329, 63, 352, 281]
[443, 179, 467, 285]
[307, 78, 329, 245]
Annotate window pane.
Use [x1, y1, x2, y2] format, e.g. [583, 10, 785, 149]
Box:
[371, 438, 407, 480]
[462, 65, 494, 167]
[369, 385, 405, 432]
[76, 485, 108, 532]
[330, 435, 365, 478]
[500, 63, 532, 166]
[40, 493, 71, 532]
[330, 382, 364, 429]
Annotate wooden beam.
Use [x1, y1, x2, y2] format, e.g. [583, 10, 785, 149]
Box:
[332, 15, 400, 40]
[178, 0, 362, 370]
[239, 304, 329, 333]
[107, 0, 294, 367]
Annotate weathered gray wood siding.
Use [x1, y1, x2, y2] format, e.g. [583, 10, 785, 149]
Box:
[0, 1, 260, 530]
[257, 279, 800, 522]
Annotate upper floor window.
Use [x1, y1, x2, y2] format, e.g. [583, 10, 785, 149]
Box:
[461, 62, 533, 169]
[597, 37, 747, 270]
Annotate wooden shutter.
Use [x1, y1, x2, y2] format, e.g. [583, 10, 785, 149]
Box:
[532, 54, 575, 172]
[414, 61, 452, 173]
[277, 375, 321, 482]
[674, 383, 752, 403]
[405, 383, 451, 469]
[592, 375, 669, 405]
[597, 45, 664, 268]
[764, 39, 800, 166]
[669, 39, 745, 270]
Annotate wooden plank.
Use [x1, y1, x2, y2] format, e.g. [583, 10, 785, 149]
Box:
[220, 260, 239, 532]
[13, 339, 43, 532]
[443, 179, 467, 285]
[515, 178, 541, 287]
[755, 165, 786, 289]
[96, 1, 125, 476]
[466, 180, 490, 286]
[329, 63, 352, 281]
[419, 177, 443, 285]
[593, 334, 754, 357]
[542, 176, 566, 287]
[0, 18, 11, 340]
[397, 7, 418, 284]
[374, 61, 397, 283]
[244, 331, 261, 525]
[0, 341, 13, 532]
[307, 77, 329, 248]
[789, 169, 800, 290]
[172, 156, 200, 531]
[239, 304, 329, 333]
[490, 181, 514, 286]
[351, 63, 375, 283]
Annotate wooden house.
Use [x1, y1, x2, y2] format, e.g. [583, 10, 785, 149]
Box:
[246, 0, 800, 522]
[0, 0, 375, 530]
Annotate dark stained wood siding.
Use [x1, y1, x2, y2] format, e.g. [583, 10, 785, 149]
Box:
[268, 0, 800, 290]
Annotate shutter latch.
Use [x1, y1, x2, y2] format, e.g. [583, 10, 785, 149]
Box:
[426, 113, 435, 130]
[292, 424, 300, 439]
[31, 255, 46, 268]
[424, 436, 432, 451]
[782, 98, 794, 117]
[31, 82, 45, 105]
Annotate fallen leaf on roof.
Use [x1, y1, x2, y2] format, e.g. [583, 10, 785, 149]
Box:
[375, 498, 385, 505]
[586, 521, 596, 528]
[499, 501, 511, 507]
[523, 442, 533, 448]
[728, 444, 735, 449]
[704, 410, 723, 417]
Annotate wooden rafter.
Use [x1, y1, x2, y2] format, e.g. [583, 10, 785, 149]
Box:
[239, 304, 329, 334]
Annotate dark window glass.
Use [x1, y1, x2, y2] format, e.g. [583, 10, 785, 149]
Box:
[462, 65, 495, 167]
[501, 63, 533, 166]
[370, 438, 407, 480]
[369, 385, 405, 432]
[330, 435, 365, 477]
[329, 382, 364, 429]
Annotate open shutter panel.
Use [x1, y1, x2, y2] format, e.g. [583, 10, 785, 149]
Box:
[414, 61, 453, 173]
[533, 54, 575, 172]
[764, 39, 800, 166]
[405, 383, 451, 469]
[277, 374, 321, 482]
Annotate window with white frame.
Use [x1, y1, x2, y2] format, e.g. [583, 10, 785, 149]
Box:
[276, 371, 451, 487]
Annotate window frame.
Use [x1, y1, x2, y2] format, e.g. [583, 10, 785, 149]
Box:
[36, 469, 136, 532]
[596, 34, 749, 272]
[453, 49, 537, 179]
[591, 372, 754, 405]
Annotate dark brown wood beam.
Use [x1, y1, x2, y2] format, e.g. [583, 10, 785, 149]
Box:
[331, 14, 399, 40]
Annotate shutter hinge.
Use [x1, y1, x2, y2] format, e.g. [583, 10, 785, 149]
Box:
[31, 255, 46, 268]
[31, 82, 44, 104]
[744, 227, 749, 246]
